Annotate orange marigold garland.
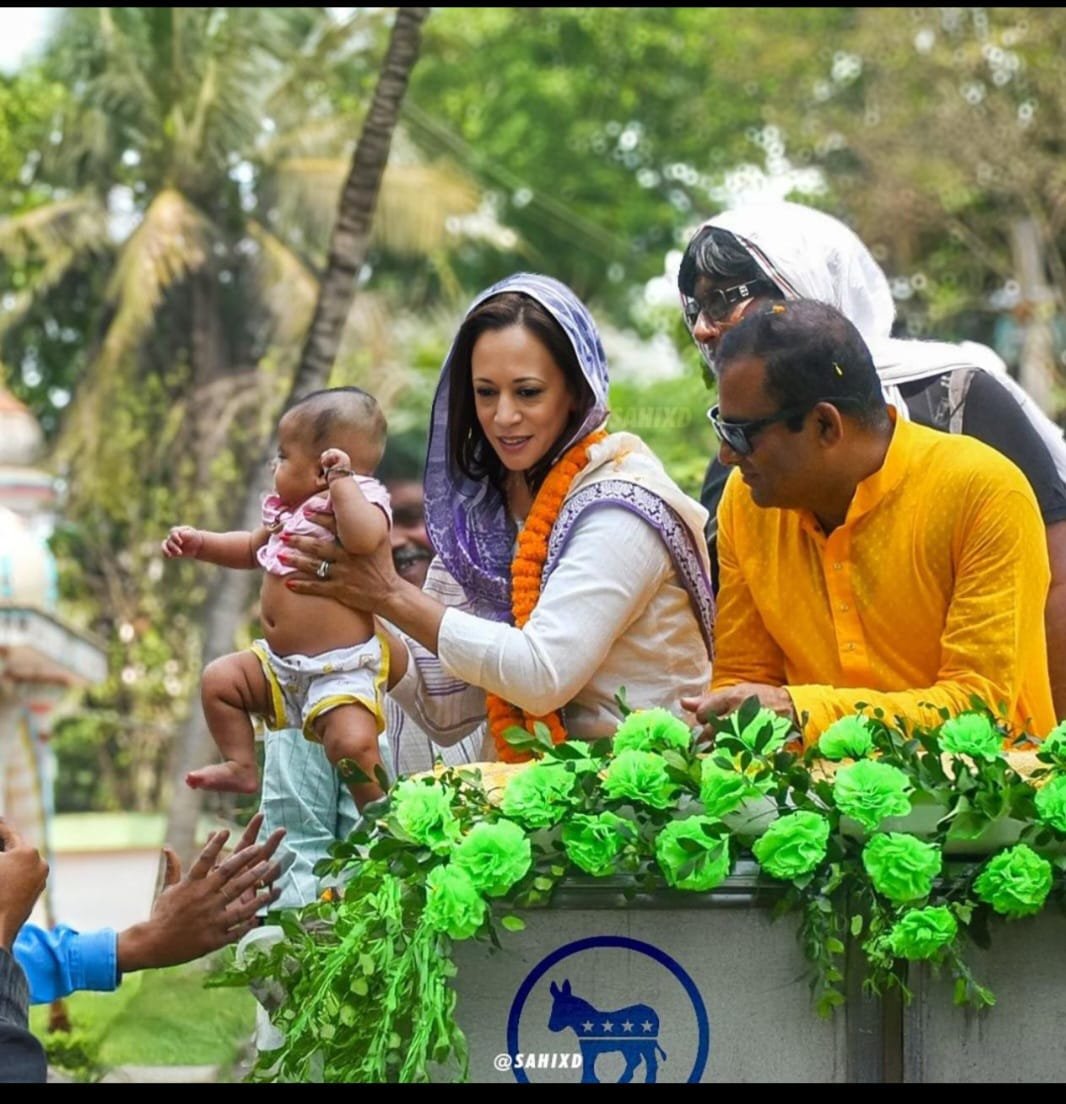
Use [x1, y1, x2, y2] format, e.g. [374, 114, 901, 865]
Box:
[487, 429, 608, 763]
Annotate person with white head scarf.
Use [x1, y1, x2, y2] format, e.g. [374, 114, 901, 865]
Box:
[281, 273, 714, 761]
[678, 201, 1066, 718]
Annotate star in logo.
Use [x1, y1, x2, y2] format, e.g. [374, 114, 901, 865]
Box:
[622, 1020, 634, 1033]
[641, 1020, 654, 1033]
[602, 1020, 614, 1033]
[581, 1020, 594, 1034]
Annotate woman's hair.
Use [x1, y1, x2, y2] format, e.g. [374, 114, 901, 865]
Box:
[446, 291, 595, 495]
[678, 225, 770, 297]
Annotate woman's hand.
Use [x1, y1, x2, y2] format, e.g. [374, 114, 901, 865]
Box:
[280, 525, 403, 615]
[284, 504, 448, 653]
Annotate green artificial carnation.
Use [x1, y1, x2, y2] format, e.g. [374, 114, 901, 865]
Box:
[613, 708, 694, 754]
[655, 817, 731, 891]
[833, 759, 913, 833]
[1035, 774, 1066, 834]
[601, 749, 680, 810]
[751, 811, 830, 880]
[391, 779, 462, 854]
[499, 763, 578, 829]
[939, 712, 1003, 761]
[974, 844, 1053, 917]
[451, 819, 532, 897]
[862, 833, 943, 903]
[562, 812, 631, 877]
[699, 761, 754, 819]
[886, 906, 959, 960]
[1037, 721, 1066, 770]
[422, 864, 487, 940]
[818, 715, 874, 761]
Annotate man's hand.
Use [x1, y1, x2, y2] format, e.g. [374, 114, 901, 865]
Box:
[116, 813, 285, 973]
[0, 820, 48, 951]
[681, 683, 797, 747]
[162, 525, 204, 559]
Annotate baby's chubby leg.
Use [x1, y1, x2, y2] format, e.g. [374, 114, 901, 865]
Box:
[187, 650, 272, 794]
[316, 704, 386, 812]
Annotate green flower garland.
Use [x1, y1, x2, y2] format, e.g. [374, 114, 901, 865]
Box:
[212, 699, 1066, 1082]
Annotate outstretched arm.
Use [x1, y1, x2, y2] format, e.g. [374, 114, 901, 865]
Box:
[162, 525, 270, 570]
[15, 814, 285, 1003]
[117, 813, 284, 973]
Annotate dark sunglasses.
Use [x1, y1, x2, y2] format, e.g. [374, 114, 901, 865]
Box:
[708, 396, 861, 456]
[683, 279, 772, 328]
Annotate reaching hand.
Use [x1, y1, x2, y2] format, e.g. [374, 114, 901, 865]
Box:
[162, 525, 204, 559]
[0, 819, 49, 951]
[116, 812, 285, 973]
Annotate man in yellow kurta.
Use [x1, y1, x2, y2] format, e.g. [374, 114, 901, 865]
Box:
[682, 299, 1056, 745]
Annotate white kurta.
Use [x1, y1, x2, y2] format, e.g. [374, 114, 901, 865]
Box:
[389, 505, 711, 744]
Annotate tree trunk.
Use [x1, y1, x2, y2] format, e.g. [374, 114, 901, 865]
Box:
[163, 6, 431, 864]
[1011, 216, 1058, 417]
[297, 6, 430, 389]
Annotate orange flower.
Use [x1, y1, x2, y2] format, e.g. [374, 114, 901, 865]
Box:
[488, 430, 607, 762]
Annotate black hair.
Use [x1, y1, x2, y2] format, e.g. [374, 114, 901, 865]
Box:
[715, 300, 889, 431]
[678, 225, 770, 298]
[284, 386, 388, 464]
[446, 291, 595, 496]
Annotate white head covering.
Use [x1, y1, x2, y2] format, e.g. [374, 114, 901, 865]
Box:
[696, 201, 1066, 480]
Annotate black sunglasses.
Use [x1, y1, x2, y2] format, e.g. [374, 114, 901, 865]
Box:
[708, 396, 861, 456]
[683, 279, 772, 328]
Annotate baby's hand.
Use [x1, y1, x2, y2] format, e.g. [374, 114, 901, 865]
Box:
[320, 448, 353, 482]
[162, 525, 204, 559]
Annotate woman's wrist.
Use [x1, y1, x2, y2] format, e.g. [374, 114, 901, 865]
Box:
[377, 576, 416, 625]
[378, 578, 445, 655]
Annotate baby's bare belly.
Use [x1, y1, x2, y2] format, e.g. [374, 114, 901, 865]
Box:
[259, 573, 375, 656]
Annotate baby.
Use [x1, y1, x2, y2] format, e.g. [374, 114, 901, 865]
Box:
[162, 387, 391, 809]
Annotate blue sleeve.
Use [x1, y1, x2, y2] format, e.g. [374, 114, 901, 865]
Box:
[12, 924, 119, 1004]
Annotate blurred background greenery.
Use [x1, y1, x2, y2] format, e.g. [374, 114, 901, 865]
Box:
[30, 957, 257, 1080]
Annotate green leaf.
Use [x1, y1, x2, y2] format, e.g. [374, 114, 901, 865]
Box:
[734, 694, 762, 733]
[500, 915, 527, 932]
[614, 686, 632, 716]
[850, 914, 864, 937]
[336, 757, 371, 784]
[549, 741, 594, 760]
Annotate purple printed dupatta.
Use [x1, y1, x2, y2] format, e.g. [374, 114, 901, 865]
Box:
[423, 272, 714, 656]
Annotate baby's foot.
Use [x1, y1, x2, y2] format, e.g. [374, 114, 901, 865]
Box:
[186, 761, 259, 794]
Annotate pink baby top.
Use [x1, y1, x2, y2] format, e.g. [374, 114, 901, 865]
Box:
[256, 475, 392, 577]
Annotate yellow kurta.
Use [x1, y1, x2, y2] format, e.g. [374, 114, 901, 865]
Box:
[712, 417, 1056, 742]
